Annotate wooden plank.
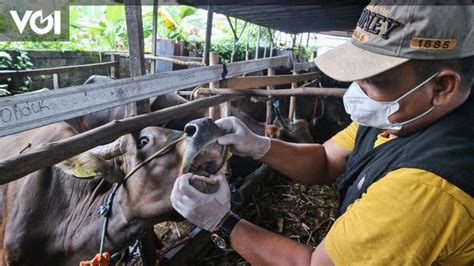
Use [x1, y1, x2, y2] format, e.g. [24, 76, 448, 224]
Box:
[0, 66, 222, 137]
[197, 87, 347, 97]
[0, 95, 242, 185]
[225, 55, 290, 77]
[0, 55, 290, 137]
[0, 61, 119, 79]
[221, 71, 317, 89]
[108, 52, 202, 62]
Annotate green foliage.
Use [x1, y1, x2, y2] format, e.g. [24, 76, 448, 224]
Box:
[70, 5, 128, 51]
[293, 44, 314, 61]
[209, 38, 254, 63]
[0, 51, 33, 93]
[0, 5, 288, 63]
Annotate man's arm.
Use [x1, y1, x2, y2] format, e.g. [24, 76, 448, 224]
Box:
[259, 138, 351, 185]
[230, 219, 334, 266]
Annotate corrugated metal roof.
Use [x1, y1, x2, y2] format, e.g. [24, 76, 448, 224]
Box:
[177, 0, 368, 34]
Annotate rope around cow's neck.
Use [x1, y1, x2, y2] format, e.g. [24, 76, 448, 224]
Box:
[97, 134, 186, 255]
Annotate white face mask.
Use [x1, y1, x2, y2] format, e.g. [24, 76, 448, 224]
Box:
[343, 73, 438, 130]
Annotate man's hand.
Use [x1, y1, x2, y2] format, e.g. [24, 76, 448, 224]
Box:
[216, 117, 271, 159]
[171, 173, 231, 231]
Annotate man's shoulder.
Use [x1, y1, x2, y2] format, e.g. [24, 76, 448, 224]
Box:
[372, 168, 473, 216]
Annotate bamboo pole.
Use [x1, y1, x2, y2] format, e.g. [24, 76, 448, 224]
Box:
[265, 67, 275, 128]
[288, 70, 298, 121]
[197, 87, 347, 97]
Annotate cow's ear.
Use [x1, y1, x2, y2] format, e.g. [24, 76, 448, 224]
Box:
[56, 152, 124, 183]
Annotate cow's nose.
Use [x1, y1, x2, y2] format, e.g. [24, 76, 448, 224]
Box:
[185, 124, 197, 137]
[184, 117, 217, 139]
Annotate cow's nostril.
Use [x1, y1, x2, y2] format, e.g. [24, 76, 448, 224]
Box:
[185, 125, 197, 137]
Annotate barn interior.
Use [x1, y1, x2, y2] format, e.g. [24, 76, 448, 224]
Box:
[0, 0, 370, 265]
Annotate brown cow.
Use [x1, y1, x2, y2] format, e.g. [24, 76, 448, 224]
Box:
[0, 119, 226, 265]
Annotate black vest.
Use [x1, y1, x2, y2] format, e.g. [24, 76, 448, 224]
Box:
[337, 95, 474, 216]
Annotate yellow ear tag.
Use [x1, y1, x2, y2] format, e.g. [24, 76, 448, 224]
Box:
[226, 151, 233, 161]
[72, 162, 97, 179]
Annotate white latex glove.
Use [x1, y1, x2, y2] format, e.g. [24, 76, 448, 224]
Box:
[171, 173, 230, 231]
[216, 117, 271, 160]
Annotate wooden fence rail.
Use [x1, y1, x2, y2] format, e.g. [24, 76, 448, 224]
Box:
[197, 87, 347, 97]
[0, 55, 290, 137]
[0, 61, 119, 79]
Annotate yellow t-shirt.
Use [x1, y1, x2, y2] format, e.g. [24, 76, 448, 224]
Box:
[326, 122, 474, 265]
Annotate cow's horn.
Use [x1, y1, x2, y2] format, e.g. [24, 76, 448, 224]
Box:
[90, 136, 128, 160]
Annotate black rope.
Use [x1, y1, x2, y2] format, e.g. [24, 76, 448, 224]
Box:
[272, 99, 289, 130]
[98, 183, 121, 254]
[221, 63, 228, 81]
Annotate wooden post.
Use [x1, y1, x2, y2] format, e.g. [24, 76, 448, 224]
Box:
[288, 69, 298, 121]
[110, 54, 117, 78]
[203, 4, 213, 66]
[265, 67, 275, 129]
[52, 73, 59, 89]
[263, 29, 267, 58]
[150, 0, 159, 74]
[255, 26, 260, 60]
[124, 0, 150, 116]
[245, 26, 250, 61]
[269, 29, 274, 58]
[208, 52, 221, 119]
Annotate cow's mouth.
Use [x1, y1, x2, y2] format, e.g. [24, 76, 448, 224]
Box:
[180, 118, 228, 194]
[187, 144, 226, 176]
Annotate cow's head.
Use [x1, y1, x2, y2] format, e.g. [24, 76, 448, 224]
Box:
[58, 118, 227, 221]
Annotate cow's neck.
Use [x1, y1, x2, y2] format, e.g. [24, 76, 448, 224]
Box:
[53, 167, 173, 256]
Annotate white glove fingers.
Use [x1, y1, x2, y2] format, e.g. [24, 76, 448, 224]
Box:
[217, 134, 238, 145]
[215, 117, 234, 130]
[191, 175, 218, 185]
[179, 175, 207, 198]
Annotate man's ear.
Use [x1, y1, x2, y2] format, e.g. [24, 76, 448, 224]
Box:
[432, 69, 461, 106]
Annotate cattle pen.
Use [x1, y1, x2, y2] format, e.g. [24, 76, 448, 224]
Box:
[0, 1, 360, 265]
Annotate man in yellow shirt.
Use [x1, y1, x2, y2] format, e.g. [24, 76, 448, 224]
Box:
[171, 1, 473, 265]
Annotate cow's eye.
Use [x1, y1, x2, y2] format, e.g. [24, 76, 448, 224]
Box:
[138, 136, 149, 149]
